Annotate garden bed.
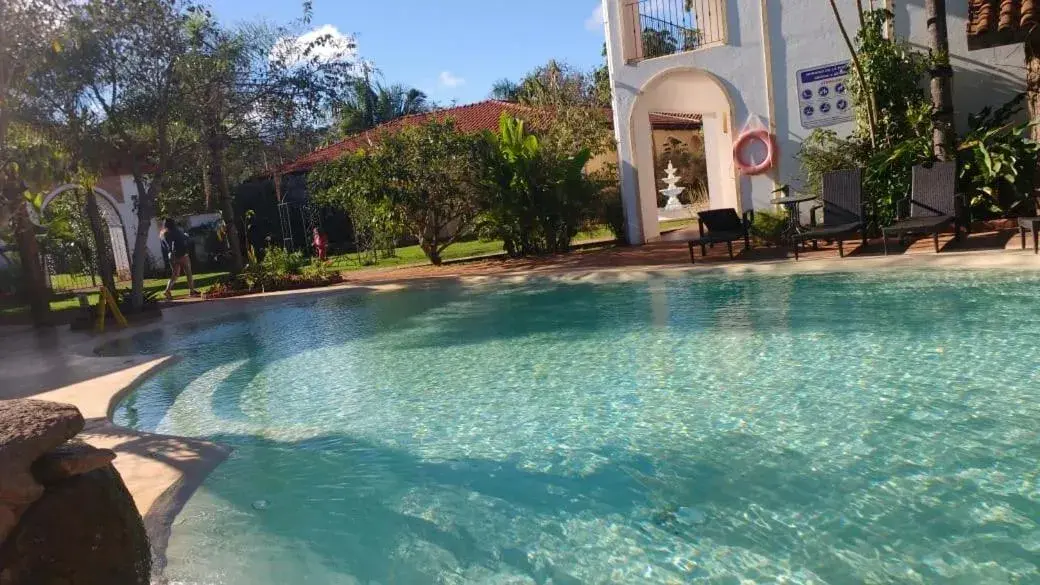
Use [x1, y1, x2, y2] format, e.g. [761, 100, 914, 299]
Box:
[204, 274, 345, 300]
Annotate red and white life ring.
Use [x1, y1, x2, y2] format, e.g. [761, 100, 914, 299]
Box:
[733, 129, 776, 175]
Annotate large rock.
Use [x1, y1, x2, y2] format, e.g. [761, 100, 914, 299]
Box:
[0, 465, 151, 585]
[31, 440, 116, 484]
[0, 400, 83, 543]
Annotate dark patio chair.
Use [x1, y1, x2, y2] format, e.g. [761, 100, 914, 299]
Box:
[791, 168, 866, 260]
[687, 208, 753, 264]
[1017, 196, 1040, 254]
[882, 161, 966, 254]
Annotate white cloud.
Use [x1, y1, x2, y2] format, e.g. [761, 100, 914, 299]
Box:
[439, 71, 465, 88]
[585, 4, 605, 32]
[271, 25, 357, 66]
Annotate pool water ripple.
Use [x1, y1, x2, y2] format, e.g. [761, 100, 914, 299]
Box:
[105, 271, 1040, 584]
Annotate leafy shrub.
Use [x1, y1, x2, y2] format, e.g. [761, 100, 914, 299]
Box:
[958, 94, 1040, 217]
[305, 258, 333, 280]
[310, 120, 487, 265]
[478, 113, 602, 257]
[750, 210, 788, 247]
[309, 151, 400, 265]
[589, 164, 626, 243]
[796, 9, 935, 232]
[260, 246, 305, 277]
[240, 246, 272, 291]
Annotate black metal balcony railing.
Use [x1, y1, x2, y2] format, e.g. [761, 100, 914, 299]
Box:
[635, 0, 725, 61]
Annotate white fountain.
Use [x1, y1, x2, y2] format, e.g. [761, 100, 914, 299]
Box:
[659, 161, 686, 212]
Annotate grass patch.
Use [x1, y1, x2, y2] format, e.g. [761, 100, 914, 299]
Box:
[0, 271, 228, 317]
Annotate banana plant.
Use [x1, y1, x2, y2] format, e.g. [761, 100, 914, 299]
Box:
[958, 120, 1040, 215]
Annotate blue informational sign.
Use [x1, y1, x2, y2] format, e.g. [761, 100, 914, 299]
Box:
[796, 61, 854, 129]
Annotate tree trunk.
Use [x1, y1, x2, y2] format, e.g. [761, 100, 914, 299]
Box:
[129, 171, 157, 312]
[84, 189, 117, 297]
[12, 204, 49, 326]
[925, 0, 956, 161]
[828, 0, 878, 149]
[1027, 34, 1040, 211]
[205, 133, 244, 273]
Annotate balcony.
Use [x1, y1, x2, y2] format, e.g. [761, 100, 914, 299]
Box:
[623, 0, 727, 63]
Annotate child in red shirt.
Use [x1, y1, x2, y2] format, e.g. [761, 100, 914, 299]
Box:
[312, 227, 328, 261]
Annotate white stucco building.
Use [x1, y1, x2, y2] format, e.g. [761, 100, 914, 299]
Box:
[603, 0, 1025, 244]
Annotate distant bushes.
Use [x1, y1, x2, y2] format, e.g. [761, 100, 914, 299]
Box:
[310, 114, 611, 263]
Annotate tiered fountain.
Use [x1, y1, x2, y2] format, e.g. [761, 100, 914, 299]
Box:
[659, 161, 686, 212]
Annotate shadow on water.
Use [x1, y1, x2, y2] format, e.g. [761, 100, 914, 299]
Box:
[183, 428, 1039, 584]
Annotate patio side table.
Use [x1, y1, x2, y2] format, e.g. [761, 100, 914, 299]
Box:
[769, 192, 818, 244]
[1019, 217, 1040, 254]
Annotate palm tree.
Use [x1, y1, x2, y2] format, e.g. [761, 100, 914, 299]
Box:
[925, 0, 955, 161]
[336, 80, 430, 136]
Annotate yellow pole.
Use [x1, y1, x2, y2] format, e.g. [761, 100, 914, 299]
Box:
[102, 287, 129, 328]
[95, 289, 107, 333]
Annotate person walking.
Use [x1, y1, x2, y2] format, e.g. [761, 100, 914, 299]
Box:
[160, 218, 200, 301]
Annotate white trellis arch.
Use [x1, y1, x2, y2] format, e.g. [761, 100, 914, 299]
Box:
[39, 184, 132, 280]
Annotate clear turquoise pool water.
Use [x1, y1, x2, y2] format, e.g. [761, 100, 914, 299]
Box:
[108, 270, 1040, 584]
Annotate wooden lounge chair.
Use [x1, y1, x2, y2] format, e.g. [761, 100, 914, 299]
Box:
[687, 208, 753, 264]
[882, 161, 966, 254]
[1017, 197, 1040, 254]
[791, 168, 866, 260]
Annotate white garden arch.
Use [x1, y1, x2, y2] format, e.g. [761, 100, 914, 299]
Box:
[39, 184, 132, 280]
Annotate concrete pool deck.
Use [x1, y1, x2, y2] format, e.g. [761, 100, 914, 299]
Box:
[1, 239, 1039, 577]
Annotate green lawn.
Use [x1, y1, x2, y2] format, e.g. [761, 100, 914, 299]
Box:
[1, 271, 229, 316]
[325, 238, 508, 272]
[323, 219, 695, 272]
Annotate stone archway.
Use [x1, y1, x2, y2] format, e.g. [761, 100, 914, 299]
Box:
[627, 67, 740, 242]
[39, 185, 132, 287]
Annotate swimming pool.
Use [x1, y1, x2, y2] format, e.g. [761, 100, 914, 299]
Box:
[108, 270, 1040, 584]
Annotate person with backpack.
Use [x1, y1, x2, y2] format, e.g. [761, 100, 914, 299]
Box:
[160, 218, 200, 300]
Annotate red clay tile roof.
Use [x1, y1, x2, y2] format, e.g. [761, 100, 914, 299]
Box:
[968, 0, 1039, 49]
[647, 111, 704, 129]
[278, 100, 702, 175]
[279, 101, 552, 174]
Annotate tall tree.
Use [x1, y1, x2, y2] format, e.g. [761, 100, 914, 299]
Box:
[40, 0, 199, 310]
[925, 0, 955, 160]
[489, 79, 520, 102]
[174, 8, 355, 271]
[0, 0, 73, 324]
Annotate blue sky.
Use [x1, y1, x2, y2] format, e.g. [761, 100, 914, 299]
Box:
[208, 0, 608, 105]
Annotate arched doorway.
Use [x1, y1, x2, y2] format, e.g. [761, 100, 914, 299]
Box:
[627, 67, 739, 242]
[37, 185, 131, 293]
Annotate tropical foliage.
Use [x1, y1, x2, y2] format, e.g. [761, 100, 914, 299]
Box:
[958, 95, 1040, 215]
[477, 114, 601, 257]
[336, 78, 430, 137]
[311, 120, 488, 265]
[3, 0, 354, 314]
[799, 8, 1039, 227]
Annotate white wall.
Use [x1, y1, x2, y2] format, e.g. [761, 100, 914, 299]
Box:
[113, 174, 165, 267]
[605, 0, 1026, 244]
[897, 0, 1025, 129]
